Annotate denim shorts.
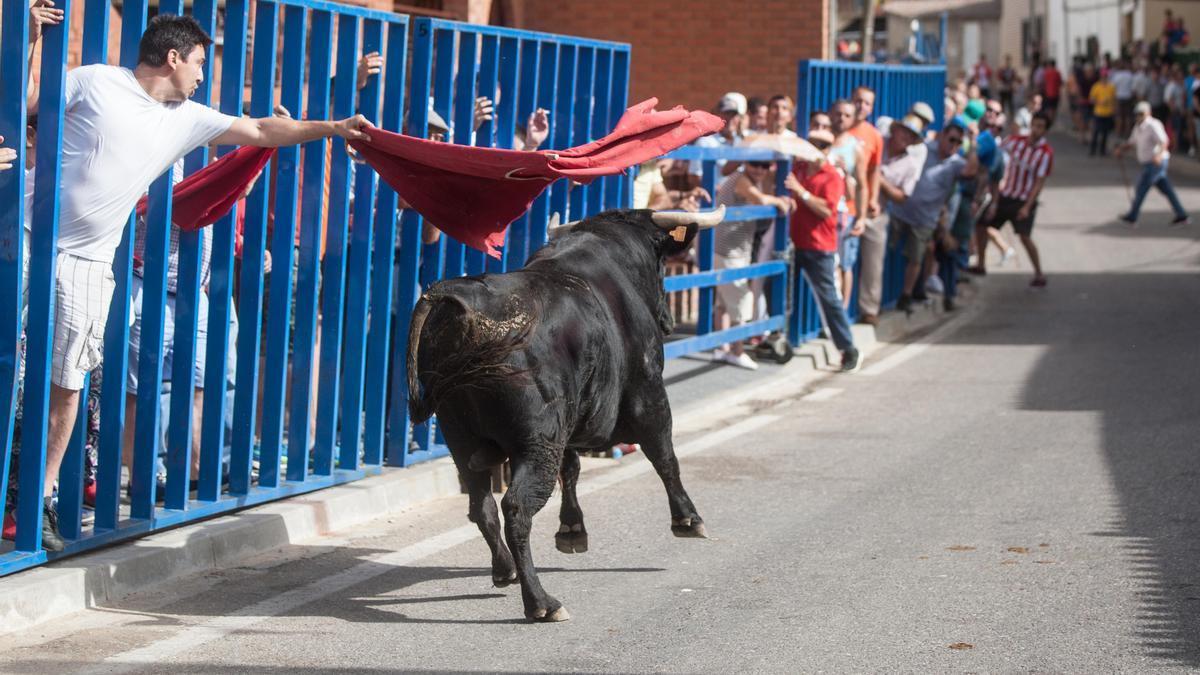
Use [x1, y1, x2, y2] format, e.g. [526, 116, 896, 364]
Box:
[838, 218, 861, 272]
[127, 275, 209, 395]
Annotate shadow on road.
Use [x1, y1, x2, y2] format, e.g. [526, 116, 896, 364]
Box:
[945, 270, 1200, 667]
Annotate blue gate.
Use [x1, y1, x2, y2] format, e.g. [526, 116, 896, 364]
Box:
[791, 60, 947, 340]
[0, 1, 631, 576]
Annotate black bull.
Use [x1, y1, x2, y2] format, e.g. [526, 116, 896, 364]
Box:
[407, 208, 720, 622]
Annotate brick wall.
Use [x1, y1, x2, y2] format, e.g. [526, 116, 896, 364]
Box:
[509, 0, 829, 112]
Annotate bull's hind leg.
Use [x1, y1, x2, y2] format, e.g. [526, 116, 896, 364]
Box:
[443, 426, 517, 587]
[637, 408, 707, 539]
[463, 470, 518, 587]
[555, 448, 587, 554]
[502, 455, 569, 622]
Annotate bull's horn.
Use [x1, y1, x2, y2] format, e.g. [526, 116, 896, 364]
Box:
[651, 205, 726, 230]
[546, 212, 580, 238]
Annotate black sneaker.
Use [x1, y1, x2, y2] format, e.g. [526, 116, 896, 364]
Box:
[943, 297, 957, 312]
[896, 294, 913, 315]
[1118, 213, 1137, 227]
[42, 497, 65, 552]
[1170, 215, 1192, 228]
[840, 348, 861, 373]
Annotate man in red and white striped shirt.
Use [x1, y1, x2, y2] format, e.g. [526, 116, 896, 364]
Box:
[982, 111, 1054, 286]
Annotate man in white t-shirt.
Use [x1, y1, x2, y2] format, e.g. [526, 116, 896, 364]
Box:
[20, 14, 371, 550]
[1115, 101, 1190, 227]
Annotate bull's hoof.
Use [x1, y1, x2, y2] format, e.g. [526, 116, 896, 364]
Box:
[530, 606, 571, 622]
[671, 517, 708, 538]
[492, 571, 518, 588]
[555, 524, 588, 554]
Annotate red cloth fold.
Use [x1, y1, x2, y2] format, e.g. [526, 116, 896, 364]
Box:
[349, 98, 723, 258]
[136, 145, 276, 231]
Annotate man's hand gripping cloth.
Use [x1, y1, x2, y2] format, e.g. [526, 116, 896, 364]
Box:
[135, 145, 276, 230]
[349, 98, 723, 258]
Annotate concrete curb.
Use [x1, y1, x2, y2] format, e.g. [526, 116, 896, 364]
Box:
[0, 288, 967, 637]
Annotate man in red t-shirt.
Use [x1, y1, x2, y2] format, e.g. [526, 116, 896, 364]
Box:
[1040, 59, 1063, 123]
[787, 129, 859, 372]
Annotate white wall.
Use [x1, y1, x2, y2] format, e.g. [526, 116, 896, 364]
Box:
[1050, 0, 1123, 67]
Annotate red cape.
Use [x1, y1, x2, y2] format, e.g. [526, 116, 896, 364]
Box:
[136, 145, 276, 230]
[350, 98, 723, 258]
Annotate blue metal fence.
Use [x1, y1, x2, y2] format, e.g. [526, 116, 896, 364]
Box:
[0, 0, 630, 577]
[658, 147, 792, 359]
[0, 6, 945, 577]
[792, 60, 947, 340]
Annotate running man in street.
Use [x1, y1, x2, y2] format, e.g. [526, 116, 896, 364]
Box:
[1115, 101, 1191, 227]
[981, 111, 1054, 287]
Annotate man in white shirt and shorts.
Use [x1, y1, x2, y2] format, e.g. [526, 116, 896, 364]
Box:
[22, 14, 371, 550]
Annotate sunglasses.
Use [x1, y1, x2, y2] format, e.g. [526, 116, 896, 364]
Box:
[809, 139, 832, 150]
[748, 161, 772, 169]
[944, 135, 963, 146]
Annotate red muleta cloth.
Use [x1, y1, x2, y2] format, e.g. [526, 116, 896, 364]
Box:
[349, 98, 723, 258]
[135, 145, 276, 230]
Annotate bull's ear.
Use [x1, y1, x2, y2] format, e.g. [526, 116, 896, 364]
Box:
[659, 223, 698, 258]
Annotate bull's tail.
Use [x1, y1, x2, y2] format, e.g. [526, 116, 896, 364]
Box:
[406, 291, 533, 424]
[407, 294, 438, 423]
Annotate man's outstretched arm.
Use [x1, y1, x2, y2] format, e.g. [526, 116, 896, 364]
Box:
[213, 114, 372, 148]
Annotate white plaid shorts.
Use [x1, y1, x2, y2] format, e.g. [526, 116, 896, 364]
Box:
[23, 242, 117, 391]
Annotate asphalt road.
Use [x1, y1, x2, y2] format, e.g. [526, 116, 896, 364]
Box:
[2, 135, 1199, 673]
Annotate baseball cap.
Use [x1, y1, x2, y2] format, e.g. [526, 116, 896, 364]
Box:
[874, 115, 894, 136]
[963, 99, 985, 123]
[1134, 101, 1152, 116]
[427, 107, 450, 133]
[910, 102, 935, 125]
[717, 92, 748, 115]
[891, 113, 926, 140]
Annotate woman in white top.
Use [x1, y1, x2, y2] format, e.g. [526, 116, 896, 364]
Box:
[711, 162, 795, 370]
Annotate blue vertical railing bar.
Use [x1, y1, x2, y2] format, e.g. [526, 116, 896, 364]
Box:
[130, 163, 175, 520]
[366, 18, 409, 468]
[94, 0, 150, 529]
[467, 33, 500, 277]
[0, 0, 32, 553]
[410, 25, 457, 458]
[606, 49, 630, 208]
[15, 0, 70, 551]
[549, 45, 576, 222]
[287, 7, 332, 482]
[444, 31, 476, 280]
[568, 47, 595, 218]
[56, 377, 89, 539]
[502, 37, 534, 272]
[312, 11, 355, 477]
[199, 0, 250, 503]
[258, 4, 307, 489]
[586, 48, 612, 217]
[417, 27, 454, 293]
[230, 0, 280, 496]
[387, 18, 433, 466]
[525, 41, 558, 255]
[163, 0, 218, 512]
[333, 16, 378, 474]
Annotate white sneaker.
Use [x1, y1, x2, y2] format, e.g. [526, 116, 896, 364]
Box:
[710, 348, 729, 362]
[1000, 246, 1016, 265]
[925, 274, 945, 295]
[720, 351, 759, 370]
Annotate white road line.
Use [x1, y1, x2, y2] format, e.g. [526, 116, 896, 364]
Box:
[859, 310, 975, 377]
[800, 387, 843, 402]
[89, 414, 779, 672]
